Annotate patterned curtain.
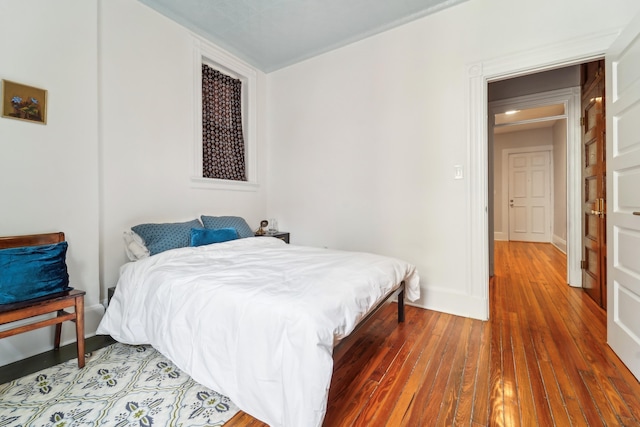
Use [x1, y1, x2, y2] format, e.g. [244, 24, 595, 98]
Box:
[202, 64, 246, 181]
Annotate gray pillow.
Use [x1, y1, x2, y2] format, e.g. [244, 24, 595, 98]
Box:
[132, 219, 203, 255]
[200, 216, 254, 238]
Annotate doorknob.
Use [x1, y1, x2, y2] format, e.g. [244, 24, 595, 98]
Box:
[591, 198, 606, 218]
[509, 199, 514, 207]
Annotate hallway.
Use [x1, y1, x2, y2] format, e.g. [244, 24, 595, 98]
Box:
[489, 241, 640, 426]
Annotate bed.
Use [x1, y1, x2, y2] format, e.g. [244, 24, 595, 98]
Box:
[97, 235, 419, 427]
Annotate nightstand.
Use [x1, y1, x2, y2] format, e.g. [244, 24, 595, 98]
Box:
[255, 231, 290, 244]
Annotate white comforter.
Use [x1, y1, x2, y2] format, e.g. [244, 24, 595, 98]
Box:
[97, 237, 419, 427]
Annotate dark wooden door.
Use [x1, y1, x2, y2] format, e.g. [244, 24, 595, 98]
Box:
[581, 60, 607, 309]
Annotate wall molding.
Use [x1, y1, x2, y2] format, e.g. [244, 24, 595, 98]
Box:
[410, 286, 487, 321]
[552, 234, 567, 254]
[494, 231, 508, 241]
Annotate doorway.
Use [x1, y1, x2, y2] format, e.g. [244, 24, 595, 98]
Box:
[467, 21, 640, 381]
[487, 82, 580, 283]
[487, 61, 608, 309]
[465, 29, 619, 321]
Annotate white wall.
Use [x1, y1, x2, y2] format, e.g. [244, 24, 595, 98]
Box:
[0, 1, 101, 364]
[492, 124, 567, 249]
[3, 0, 639, 364]
[99, 0, 268, 290]
[0, 0, 268, 366]
[266, 0, 640, 318]
[493, 127, 555, 241]
[489, 66, 580, 102]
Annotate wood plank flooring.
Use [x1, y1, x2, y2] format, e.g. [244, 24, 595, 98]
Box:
[0, 335, 115, 385]
[228, 241, 640, 426]
[2, 241, 639, 425]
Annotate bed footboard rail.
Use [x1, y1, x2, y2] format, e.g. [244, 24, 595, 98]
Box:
[361, 280, 405, 327]
[334, 281, 406, 349]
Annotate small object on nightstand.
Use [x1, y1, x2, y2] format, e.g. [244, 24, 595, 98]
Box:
[255, 220, 268, 236]
[255, 231, 290, 244]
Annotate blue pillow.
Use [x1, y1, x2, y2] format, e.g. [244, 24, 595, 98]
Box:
[0, 242, 71, 304]
[132, 219, 203, 255]
[190, 227, 239, 247]
[200, 216, 254, 238]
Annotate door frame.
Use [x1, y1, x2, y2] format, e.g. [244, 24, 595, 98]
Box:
[489, 88, 580, 276]
[466, 29, 620, 320]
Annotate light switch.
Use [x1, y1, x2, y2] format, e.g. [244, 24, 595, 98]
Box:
[454, 165, 464, 180]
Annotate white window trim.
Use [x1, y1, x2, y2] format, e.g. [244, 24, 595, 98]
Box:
[191, 36, 258, 191]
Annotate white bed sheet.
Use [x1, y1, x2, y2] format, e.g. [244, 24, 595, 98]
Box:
[97, 237, 419, 427]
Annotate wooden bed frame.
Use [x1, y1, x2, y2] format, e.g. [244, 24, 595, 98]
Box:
[335, 281, 405, 349]
[360, 282, 405, 325]
[0, 232, 86, 368]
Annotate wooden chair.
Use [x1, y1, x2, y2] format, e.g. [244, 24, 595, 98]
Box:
[0, 232, 86, 368]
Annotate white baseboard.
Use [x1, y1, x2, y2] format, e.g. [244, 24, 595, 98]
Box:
[494, 231, 508, 241]
[409, 285, 487, 321]
[552, 234, 567, 254]
[0, 303, 105, 367]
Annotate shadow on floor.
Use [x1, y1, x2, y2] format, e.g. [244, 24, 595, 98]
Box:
[0, 335, 116, 384]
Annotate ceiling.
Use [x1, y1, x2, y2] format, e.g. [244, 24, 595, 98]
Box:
[138, 0, 469, 72]
[494, 104, 566, 135]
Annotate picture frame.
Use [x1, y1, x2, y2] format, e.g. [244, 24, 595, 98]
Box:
[1, 79, 47, 124]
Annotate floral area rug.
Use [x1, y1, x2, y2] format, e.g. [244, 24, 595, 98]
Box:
[0, 342, 239, 426]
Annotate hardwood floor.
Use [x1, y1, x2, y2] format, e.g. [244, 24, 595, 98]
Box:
[0, 335, 115, 385]
[229, 241, 640, 426]
[2, 241, 639, 426]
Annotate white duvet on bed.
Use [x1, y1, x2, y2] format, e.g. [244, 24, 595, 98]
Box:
[97, 237, 419, 427]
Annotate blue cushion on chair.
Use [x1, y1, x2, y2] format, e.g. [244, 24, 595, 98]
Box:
[0, 242, 71, 304]
[200, 216, 254, 238]
[132, 219, 203, 255]
[190, 227, 239, 247]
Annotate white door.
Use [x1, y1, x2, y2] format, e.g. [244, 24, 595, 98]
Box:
[508, 151, 551, 242]
[606, 11, 640, 381]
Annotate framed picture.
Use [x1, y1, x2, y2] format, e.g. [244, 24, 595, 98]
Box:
[2, 80, 47, 124]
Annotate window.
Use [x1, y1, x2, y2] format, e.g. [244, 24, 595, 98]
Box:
[201, 64, 246, 181]
[192, 38, 257, 190]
